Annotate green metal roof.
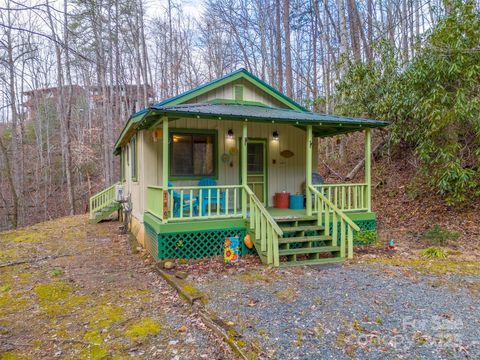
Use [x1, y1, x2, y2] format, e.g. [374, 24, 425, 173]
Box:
[146, 103, 387, 128]
[114, 68, 309, 151]
[113, 68, 388, 153]
[151, 68, 307, 111]
[139, 103, 388, 138]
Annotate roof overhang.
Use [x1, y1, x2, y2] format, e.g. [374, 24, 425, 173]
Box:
[114, 103, 388, 154]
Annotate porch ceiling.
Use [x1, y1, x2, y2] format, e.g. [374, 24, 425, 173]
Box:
[141, 103, 388, 137]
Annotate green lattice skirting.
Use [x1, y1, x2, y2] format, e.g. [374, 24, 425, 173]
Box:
[328, 219, 377, 245]
[144, 218, 376, 260]
[145, 223, 254, 260]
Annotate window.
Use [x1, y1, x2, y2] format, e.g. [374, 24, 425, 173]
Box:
[247, 142, 264, 173]
[170, 131, 216, 178]
[131, 135, 137, 181]
[120, 148, 125, 181]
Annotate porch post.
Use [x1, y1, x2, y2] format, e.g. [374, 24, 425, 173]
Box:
[162, 117, 169, 223]
[241, 122, 248, 218]
[306, 125, 313, 216]
[365, 128, 372, 212]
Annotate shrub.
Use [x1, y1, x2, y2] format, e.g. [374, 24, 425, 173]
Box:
[354, 230, 378, 245]
[421, 247, 447, 259]
[335, 1, 480, 205]
[421, 225, 460, 245]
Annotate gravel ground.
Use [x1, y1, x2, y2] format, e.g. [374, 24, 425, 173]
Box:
[194, 262, 480, 359]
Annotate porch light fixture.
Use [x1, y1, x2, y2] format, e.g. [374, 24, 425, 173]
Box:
[227, 129, 234, 139]
[272, 131, 279, 141]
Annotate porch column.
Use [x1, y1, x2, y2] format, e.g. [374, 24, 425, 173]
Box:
[241, 122, 248, 218]
[306, 125, 313, 216]
[365, 128, 372, 212]
[162, 117, 169, 223]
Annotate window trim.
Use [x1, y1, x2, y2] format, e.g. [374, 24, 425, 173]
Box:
[120, 147, 126, 182]
[169, 128, 218, 181]
[130, 134, 138, 182]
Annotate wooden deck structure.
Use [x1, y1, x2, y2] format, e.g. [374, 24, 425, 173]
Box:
[89, 69, 387, 267]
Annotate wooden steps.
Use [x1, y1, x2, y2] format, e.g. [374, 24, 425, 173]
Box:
[279, 257, 345, 268]
[279, 246, 340, 256]
[281, 225, 325, 233]
[250, 215, 344, 268]
[89, 202, 120, 224]
[278, 235, 331, 244]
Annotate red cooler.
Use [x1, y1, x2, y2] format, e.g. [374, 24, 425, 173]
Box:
[275, 192, 290, 208]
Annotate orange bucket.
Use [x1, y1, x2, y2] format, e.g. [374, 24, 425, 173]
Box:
[275, 192, 290, 208]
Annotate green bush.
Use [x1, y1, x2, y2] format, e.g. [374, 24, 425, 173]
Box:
[335, 0, 480, 205]
[354, 230, 378, 245]
[421, 225, 460, 245]
[421, 247, 447, 259]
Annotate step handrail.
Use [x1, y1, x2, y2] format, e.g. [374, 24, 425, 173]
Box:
[244, 185, 282, 266]
[309, 185, 360, 259]
[89, 182, 120, 219]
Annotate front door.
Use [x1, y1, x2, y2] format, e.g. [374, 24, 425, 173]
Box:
[246, 140, 267, 204]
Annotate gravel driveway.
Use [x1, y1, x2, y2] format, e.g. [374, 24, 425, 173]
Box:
[194, 262, 480, 359]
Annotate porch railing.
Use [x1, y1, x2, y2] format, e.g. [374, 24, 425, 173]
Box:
[146, 185, 244, 221]
[312, 183, 369, 212]
[309, 185, 360, 259]
[244, 185, 282, 266]
[89, 182, 120, 219]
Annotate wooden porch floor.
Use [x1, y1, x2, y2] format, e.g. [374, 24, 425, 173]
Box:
[266, 207, 315, 220]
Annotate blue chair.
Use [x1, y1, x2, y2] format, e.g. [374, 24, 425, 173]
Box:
[168, 181, 198, 218]
[198, 177, 225, 216]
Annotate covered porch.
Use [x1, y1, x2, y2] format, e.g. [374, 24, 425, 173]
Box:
[142, 103, 379, 224]
[137, 103, 385, 267]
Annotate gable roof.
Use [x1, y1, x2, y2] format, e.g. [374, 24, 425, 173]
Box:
[114, 69, 388, 153]
[152, 68, 307, 111]
[114, 69, 308, 151]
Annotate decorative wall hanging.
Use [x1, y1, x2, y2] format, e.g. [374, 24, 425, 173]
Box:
[221, 153, 230, 163]
[280, 150, 294, 158]
[152, 128, 163, 142]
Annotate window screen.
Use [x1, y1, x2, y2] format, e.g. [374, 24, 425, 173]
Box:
[247, 142, 264, 173]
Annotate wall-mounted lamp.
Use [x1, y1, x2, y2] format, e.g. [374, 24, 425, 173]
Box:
[227, 129, 234, 139]
[272, 131, 279, 141]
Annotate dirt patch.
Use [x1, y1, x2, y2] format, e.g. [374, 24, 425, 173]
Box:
[0, 215, 234, 359]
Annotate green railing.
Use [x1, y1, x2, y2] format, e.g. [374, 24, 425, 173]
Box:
[244, 185, 282, 266]
[310, 185, 360, 259]
[89, 182, 120, 219]
[312, 183, 369, 212]
[146, 184, 244, 222]
[146, 186, 164, 219]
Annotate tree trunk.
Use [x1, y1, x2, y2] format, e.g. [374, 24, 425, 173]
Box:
[275, 0, 283, 91]
[5, 2, 22, 227]
[283, 0, 293, 98]
[0, 136, 18, 228]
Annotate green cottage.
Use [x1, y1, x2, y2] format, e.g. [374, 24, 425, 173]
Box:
[89, 69, 388, 267]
